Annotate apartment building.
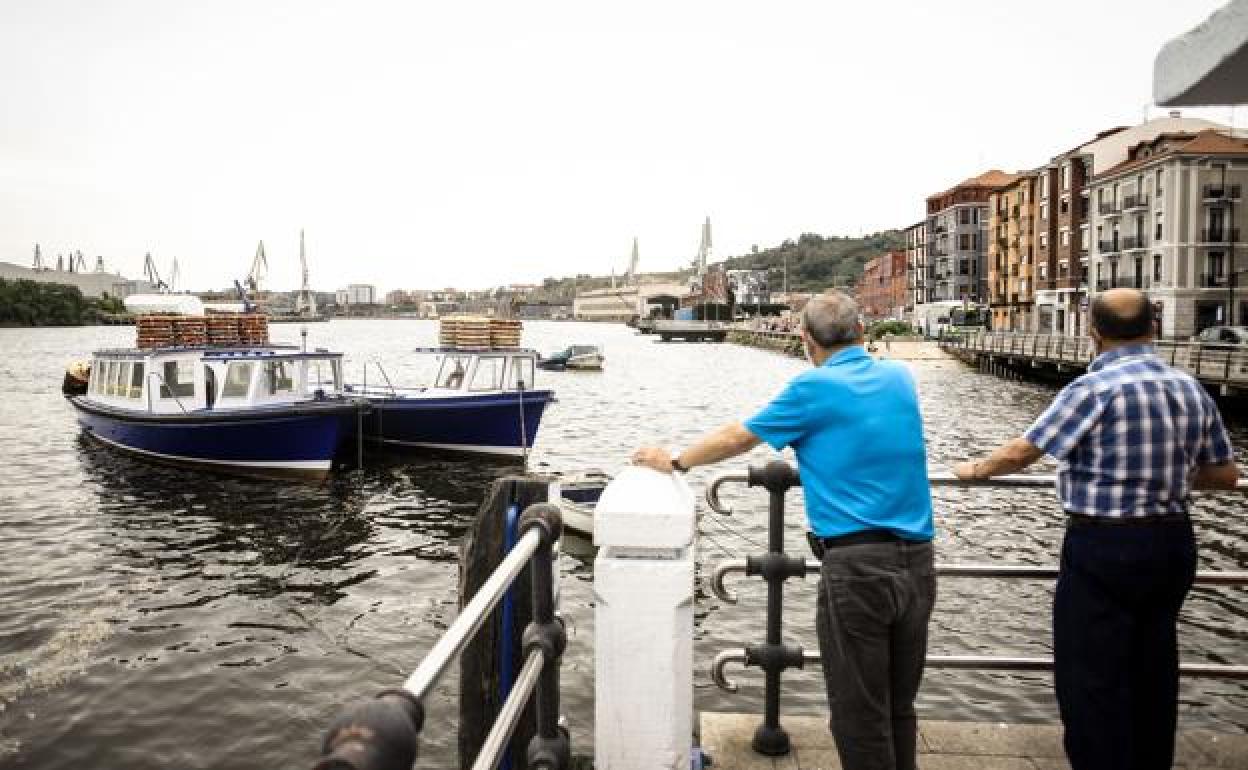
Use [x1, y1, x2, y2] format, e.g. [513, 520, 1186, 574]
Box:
[926, 171, 1011, 304]
[987, 173, 1037, 331]
[903, 221, 926, 318]
[857, 251, 907, 320]
[1087, 128, 1248, 337]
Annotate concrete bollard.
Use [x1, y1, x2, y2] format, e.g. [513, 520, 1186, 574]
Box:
[593, 466, 696, 770]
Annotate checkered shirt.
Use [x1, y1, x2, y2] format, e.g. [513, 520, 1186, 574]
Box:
[1023, 344, 1234, 517]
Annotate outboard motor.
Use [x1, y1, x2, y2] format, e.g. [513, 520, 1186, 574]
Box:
[62, 361, 90, 397]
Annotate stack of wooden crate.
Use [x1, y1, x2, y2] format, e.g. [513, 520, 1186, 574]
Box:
[439, 316, 493, 349]
[205, 313, 241, 346]
[135, 315, 175, 349]
[172, 317, 207, 347]
[238, 314, 270, 345]
[488, 318, 523, 348]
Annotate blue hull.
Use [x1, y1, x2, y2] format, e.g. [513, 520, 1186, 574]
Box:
[71, 398, 360, 478]
[363, 390, 553, 456]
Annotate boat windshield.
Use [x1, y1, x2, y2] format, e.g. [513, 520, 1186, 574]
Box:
[569, 345, 599, 356]
[435, 354, 473, 389]
[509, 355, 534, 390]
[304, 357, 341, 395]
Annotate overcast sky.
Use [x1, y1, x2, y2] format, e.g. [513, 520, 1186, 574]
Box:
[1, 0, 1242, 293]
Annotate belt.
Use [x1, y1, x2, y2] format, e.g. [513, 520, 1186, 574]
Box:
[819, 529, 907, 548]
[1066, 512, 1189, 528]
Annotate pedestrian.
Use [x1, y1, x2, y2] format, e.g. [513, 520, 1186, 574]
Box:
[634, 291, 935, 770]
[953, 288, 1239, 770]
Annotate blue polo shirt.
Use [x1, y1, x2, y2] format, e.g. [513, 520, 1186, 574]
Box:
[744, 346, 934, 541]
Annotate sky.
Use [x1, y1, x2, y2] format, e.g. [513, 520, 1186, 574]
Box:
[1, 0, 1244, 293]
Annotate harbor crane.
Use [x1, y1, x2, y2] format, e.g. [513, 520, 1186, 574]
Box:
[32, 244, 45, 270]
[168, 257, 180, 292]
[94, 255, 106, 273]
[293, 229, 317, 316]
[624, 237, 640, 284]
[246, 241, 268, 293]
[143, 252, 169, 291]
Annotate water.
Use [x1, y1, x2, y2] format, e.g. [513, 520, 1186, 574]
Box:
[1, 320, 1244, 768]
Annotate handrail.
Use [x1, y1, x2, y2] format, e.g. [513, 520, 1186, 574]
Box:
[314, 503, 567, 770]
[706, 470, 1248, 515]
[146, 371, 190, 415]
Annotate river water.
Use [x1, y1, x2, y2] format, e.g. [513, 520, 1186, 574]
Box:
[1, 320, 1244, 768]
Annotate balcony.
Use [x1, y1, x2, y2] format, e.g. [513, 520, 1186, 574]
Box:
[1122, 235, 1148, 251]
[1095, 276, 1151, 291]
[932, 224, 948, 234]
[1202, 184, 1242, 202]
[1098, 240, 1120, 254]
[1098, 201, 1121, 217]
[1200, 228, 1241, 243]
[1199, 273, 1228, 288]
[1122, 194, 1149, 211]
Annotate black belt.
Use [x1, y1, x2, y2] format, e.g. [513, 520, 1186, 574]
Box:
[819, 529, 907, 548]
[1066, 512, 1189, 528]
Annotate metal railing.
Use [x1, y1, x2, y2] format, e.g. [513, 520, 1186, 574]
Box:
[1200, 228, 1240, 243]
[312, 504, 568, 770]
[704, 462, 1248, 756]
[1203, 184, 1242, 201]
[941, 331, 1248, 385]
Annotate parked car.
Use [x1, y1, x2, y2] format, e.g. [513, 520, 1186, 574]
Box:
[1194, 325, 1248, 345]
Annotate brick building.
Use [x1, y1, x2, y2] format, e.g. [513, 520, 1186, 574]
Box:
[857, 250, 908, 320]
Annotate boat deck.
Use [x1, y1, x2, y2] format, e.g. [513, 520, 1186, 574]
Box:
[699, 712, 1247, 769]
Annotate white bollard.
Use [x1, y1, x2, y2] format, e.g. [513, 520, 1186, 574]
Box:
[594, 466, 696, 770]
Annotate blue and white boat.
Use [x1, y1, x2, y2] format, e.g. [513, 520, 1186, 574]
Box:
[355, 348, 554, 458]
[69, 346, 364, 479]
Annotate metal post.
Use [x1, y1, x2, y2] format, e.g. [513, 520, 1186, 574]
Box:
[521, 504, 568, 770]
[745, 460, 805, 756]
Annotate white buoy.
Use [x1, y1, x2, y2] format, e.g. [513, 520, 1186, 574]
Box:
[594, 466, 696, 769]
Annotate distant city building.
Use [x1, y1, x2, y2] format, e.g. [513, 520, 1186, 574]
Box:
[0, 261, 156, 298]
[726, 269, 770, 307]
[988, 172, 1038, 331]
[1086, 128, 1248, 337]
[573, 281, 688, 321]
[926, 170, 1009, 304]
[856, 251, 907, 320]
[336, 284, 376, 305]
[903, 221, 926, 317]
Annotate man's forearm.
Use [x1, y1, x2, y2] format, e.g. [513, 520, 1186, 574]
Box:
[967, 437, 1044, 479]
[678, 423, 761, 469]
[1192, 462, 1241, 490]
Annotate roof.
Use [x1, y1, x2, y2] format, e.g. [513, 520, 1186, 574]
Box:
[926, 169, 1018, 205]
[1093, 129, 1248, 181]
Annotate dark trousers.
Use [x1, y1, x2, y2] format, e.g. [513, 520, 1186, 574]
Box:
[1054, 519, 1197, 770]
[816, 539, 936, 770]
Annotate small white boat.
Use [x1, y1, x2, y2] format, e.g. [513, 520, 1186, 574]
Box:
[538, 344, 604, 371]
[549, 470, 609, 537]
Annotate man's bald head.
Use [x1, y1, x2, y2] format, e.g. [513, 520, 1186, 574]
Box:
[1089, 288, 1154, 342]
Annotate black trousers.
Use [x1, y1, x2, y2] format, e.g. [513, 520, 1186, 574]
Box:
[815, 539, 936, 770]
[1053, 519, 1197, 770]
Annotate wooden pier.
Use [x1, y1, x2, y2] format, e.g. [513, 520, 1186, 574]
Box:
[942, 332, 1248, 394]
[700, 712, 1248, 769]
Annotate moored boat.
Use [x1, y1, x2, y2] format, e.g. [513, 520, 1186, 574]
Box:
[68, 340, 364, 479]
[537, 344, 605, 371]
[355, 347, 555, 458]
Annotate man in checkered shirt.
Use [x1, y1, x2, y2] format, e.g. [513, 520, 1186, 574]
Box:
[955, 288, 1239, 770]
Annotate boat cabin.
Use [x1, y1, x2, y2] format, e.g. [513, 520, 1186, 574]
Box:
[430, 348, 538, 393]
[85, 347, 345, 413]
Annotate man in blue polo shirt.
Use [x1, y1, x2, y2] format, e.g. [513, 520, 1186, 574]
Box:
[634, 291, 935, 770]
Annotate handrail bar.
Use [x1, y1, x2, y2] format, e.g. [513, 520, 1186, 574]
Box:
[404, 526, 542, 700]
[706, 470, 1247, 515]
[472, 649, 546, 770]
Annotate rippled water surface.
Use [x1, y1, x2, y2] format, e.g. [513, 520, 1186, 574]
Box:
[1, 320, 1245, 768]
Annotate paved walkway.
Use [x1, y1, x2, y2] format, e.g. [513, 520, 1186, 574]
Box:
[699, 712, 1248, 769]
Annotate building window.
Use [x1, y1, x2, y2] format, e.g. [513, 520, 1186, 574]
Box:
[1153, 254, 1162, 282]
[1156, 168, 1164, 196]
[959, 233, 971, 250]
[1060, 229, 1070, 247]
[1041, 174, 1050, 199]
[1040, 202, 1048, 221]
[1155, 212, 1163, 241]
[1039, 232, 1048, 249]
[1061, 164, 1070, 191]
[1079, 227, 1088, 249]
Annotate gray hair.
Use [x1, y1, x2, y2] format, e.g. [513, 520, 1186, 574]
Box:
[802, 291, 861, 348]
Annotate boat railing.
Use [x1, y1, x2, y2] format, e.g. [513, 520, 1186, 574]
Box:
[311, 503, 568, 770]
[704, 460, 1248, 756]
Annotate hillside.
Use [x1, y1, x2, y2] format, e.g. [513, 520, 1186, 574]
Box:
[719, 230, 907, 292]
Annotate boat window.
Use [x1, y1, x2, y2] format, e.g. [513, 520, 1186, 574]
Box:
[222, 362, 253, 398]
[305, 359, 340, 394]
[435, 355, 472, 389]
[117, 363, 132, 398]
[469, 356, 505, 391]
[508, 356, 535, 390]
[129, 362, 144, 398]
[91, 362, 104, 395]
[102, 361, 116, 396]
[159, 360, 196, 399]
[266, 361, 294, 395]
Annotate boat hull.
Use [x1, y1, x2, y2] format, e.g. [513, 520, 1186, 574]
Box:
[363, 390, 554, 457]
[70, 398, 360, 479]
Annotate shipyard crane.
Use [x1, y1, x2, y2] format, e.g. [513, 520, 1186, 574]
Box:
[168, 257, 180, 292]
[32, 243, 45, 270]
[624, 237, 640, 284]
[73, 251, 87, 273]
[293, 229, 317, 316]
[94, 255, 106, 273]
[143, 252, 169, 291]
[246, 241, 268, 293]
[694, 216, 712, 275]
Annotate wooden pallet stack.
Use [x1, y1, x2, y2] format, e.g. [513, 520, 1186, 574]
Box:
[135, 315, 175, 349]
[439, 316, 494, 349]
[205, 313, 241, 346]
[488, 319, 523, 348]
[238, 313, 270, 345]
[172, 317, 207, 347]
